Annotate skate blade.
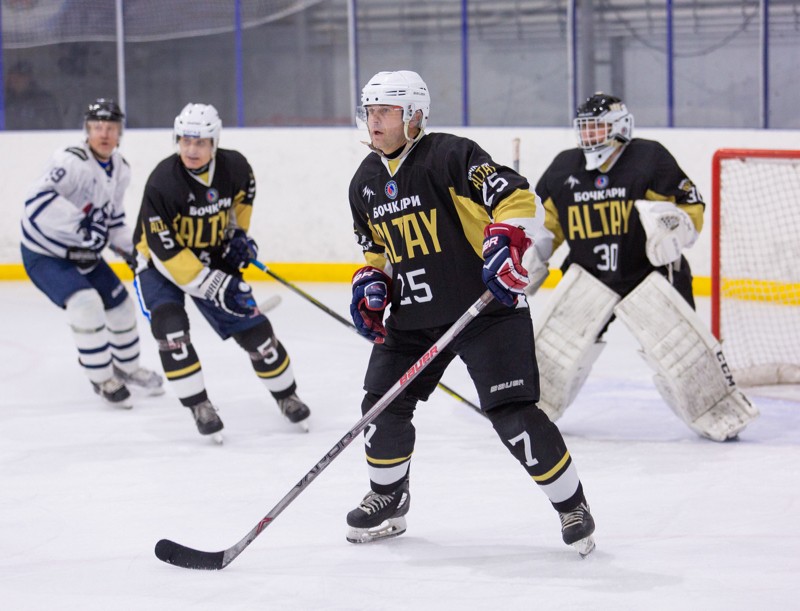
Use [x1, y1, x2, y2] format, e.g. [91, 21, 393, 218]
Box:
[143, 385, 166, 397]
[346, 517, 407, 544]
[295, 419, 310, 433]
[210, 432, 224, 445]
[105, 398, 133, 410]
[572, 535, 596, 558]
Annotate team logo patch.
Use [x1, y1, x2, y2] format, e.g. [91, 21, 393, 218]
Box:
[594, 175, 609, 189]
[385, 180, 398, 200]
[206, 189, 219, 204]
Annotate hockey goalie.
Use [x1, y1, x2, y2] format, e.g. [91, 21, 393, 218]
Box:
[526, 92, 759, 441]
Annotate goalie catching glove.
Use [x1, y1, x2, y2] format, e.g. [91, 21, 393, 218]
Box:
[635, 200, 698, 267]
[222, 228, 259, 270]
[200, 269, 257, 317]
[350, 266, 390, 344]
[481, 223, 532, 307]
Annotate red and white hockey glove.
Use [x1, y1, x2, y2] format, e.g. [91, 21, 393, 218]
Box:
[350, 266, 390, 344]
[481, 223, 532, 307]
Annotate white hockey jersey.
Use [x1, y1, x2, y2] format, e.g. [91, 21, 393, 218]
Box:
[21, 140, 133, 259]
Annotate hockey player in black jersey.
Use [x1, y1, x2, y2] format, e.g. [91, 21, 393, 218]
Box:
[528, 92, 757, 441]
[344, 70, 595, 556]
[133, 103, 311, 441]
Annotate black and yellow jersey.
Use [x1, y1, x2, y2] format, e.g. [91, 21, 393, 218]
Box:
[349, 131, 541, 330]
[535, 138, 704, 297]
[134, 148, 255, 293]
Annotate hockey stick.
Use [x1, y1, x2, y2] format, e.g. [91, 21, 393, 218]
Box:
[154, 289, 494, 570]
[248, 259, 486, 419]
[258, 294, 282, 313]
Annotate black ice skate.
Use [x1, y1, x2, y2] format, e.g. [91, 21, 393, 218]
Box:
[276, 393, 311, 431]
[92, 376, 132, 409]
[188, 399, 224, 443]
[346, 480, 410, 544]
[559, 501, 596, 557]
[114, 365, 165, 396]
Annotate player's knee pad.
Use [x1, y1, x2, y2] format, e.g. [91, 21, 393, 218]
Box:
[105, 297, 137, 333]
[485, 401, 552, 440]
[533, 264, 619, 422]
[233, 320, 296, 394]
[150, 302, 191, 351]
[486, 402, 579, 503]
[361, 392, 418, 418]
[614, 272, 759, 441]
[361, 392, 417, 489]
[65, 289, 105, 333]
[233, 319, 276, 356]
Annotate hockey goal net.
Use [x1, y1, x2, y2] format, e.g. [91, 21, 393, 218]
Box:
[711, 148, 800, 387]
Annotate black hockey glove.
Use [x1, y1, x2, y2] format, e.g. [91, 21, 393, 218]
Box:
[481, 223, 531, 307]
[222, 228, 259, 270]
[201, 269, 257, 317]
[350, 266, 389, 343]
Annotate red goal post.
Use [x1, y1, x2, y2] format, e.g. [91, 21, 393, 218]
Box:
[711, 148, 800, 386]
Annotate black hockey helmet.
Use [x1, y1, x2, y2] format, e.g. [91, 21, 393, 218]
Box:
[84, 98, 125, 123]
[575, 92, 625, 119]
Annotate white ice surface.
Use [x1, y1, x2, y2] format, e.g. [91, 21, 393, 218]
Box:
[1, 281, 798, 611]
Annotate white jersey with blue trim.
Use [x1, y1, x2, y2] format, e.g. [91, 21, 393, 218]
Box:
[21, 140, 133, 259]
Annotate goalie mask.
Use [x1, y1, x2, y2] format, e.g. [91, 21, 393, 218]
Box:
[357, 70, 430, 148]
[174, 103, 222, 154]
[573, 93, 633, 171]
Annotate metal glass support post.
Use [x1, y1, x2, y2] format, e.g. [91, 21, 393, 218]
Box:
[115, 0, 126, 114]
[760, 0, 770, 128]
[666, 0, 674, 127]
[348, 0, 359, 124]
[567, 0, 577, 122]
[461, 0, 470, 126]
[235, 0, 245, 126]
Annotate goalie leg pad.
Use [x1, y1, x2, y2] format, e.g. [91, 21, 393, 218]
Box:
[533, 264, 620, 421]
[66, 288, 112, 384]
[614, 272, 759, 441]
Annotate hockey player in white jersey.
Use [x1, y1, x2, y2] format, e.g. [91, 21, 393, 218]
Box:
[20, 98, 163, 408]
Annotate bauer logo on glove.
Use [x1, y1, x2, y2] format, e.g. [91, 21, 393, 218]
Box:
[481, 223, 532, 307]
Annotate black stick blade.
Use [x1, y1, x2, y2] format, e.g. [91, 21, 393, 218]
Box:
[155, 539, 225, 570]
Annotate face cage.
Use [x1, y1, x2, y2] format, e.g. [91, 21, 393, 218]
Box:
[573, 117, 616, 151]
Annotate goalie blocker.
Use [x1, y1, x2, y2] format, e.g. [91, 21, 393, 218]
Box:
[534, 265, 759, 441]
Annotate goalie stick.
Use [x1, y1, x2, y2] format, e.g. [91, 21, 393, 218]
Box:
[154, 289, 495, 570]
[248, 259, 486, 420]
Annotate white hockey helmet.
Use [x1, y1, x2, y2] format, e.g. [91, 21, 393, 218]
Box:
[573, 92, 633, 171]
[359, 70, 430, 134]
[174, 103, 222, 153]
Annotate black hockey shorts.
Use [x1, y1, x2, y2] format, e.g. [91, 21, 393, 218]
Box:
[363, 306, 540, 411]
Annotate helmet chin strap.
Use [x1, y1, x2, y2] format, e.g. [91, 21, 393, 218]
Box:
[365, 122, 425, 160]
